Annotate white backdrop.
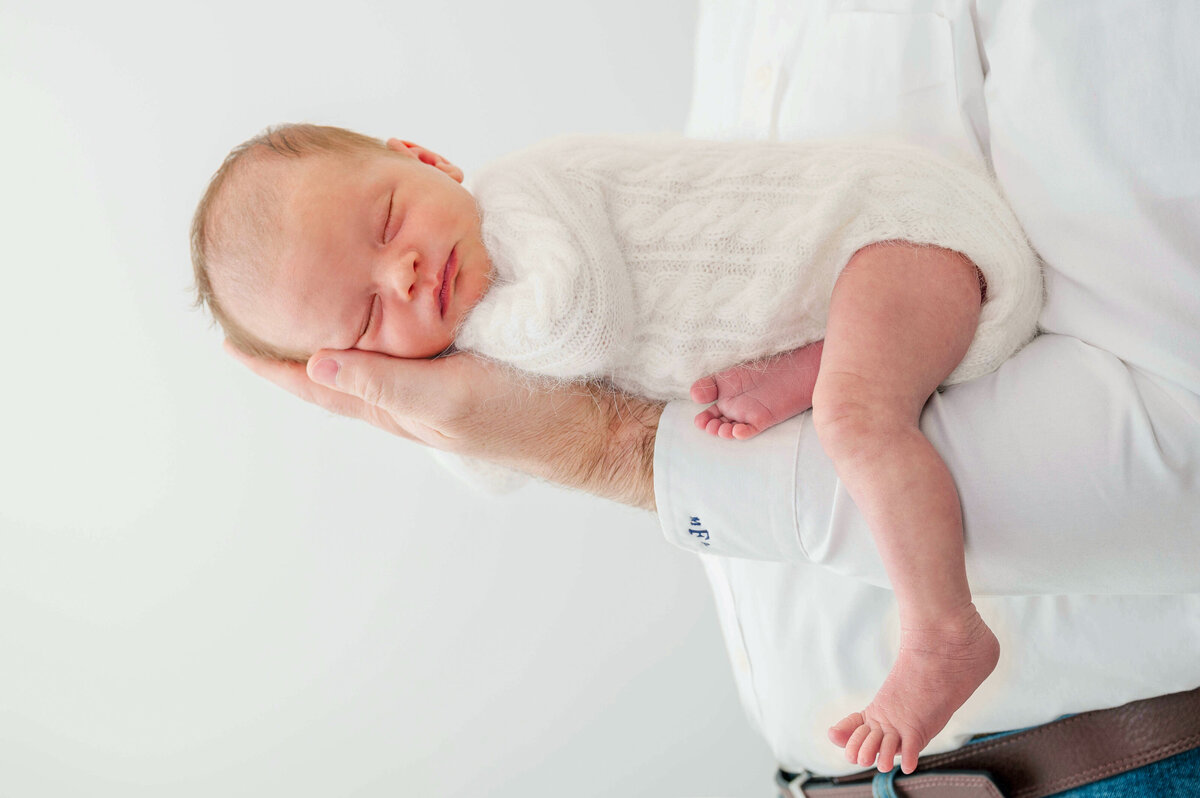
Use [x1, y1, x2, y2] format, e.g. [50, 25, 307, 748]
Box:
[0, 1, 777, 795]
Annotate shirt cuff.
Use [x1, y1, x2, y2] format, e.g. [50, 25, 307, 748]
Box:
[653, 399, 810, 560]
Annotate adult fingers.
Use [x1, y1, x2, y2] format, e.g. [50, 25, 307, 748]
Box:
[225, 341, 417, 442]
[225, 342, 369, 416]
[307, 348, 471, 447]
[309, 349, 433, 415]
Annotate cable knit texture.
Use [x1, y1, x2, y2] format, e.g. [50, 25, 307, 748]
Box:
[439, 134, 1044, 490]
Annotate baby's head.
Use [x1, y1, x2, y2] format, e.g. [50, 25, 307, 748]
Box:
[191, 123, 493, 363]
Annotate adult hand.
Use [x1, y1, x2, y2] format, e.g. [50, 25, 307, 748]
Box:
[226, 342, 528, 454]
[225, 342, 664, 510]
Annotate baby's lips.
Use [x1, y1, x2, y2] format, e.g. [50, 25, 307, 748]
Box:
[439, 247, 458, 317]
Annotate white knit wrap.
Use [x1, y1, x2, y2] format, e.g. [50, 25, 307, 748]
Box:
[438, 134, 1044, 489]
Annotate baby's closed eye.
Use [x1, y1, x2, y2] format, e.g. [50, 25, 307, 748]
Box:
[381, 192, 396, 244]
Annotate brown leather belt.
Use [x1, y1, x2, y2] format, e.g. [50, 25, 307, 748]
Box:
[777, 686, 1200, 798]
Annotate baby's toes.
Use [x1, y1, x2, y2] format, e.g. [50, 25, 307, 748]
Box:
[694, 406, 721, 432]
[857, 728, 883, 768]
[878, 732, 900, 773]
[900, 737, 920, 775]
[843, 724, 872, 765]
[690, 375, 719, 404]
[828, 713, 863, 747]
[704, 415, 729, 437]
[731, 421, 762, 440]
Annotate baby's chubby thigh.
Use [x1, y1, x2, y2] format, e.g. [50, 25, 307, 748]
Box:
[809, 242, 984, 441]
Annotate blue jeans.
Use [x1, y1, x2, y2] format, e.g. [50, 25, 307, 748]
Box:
[1048, 745, 1200, 797]
[861, 743, 1200, 797]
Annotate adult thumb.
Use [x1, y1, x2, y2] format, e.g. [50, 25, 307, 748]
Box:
[307, 348, 426, 415]
[308, 353, 344, 388]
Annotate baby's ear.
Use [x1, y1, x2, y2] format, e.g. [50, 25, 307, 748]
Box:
[386, 139, 464, 183]
[385, 138, 411, 154]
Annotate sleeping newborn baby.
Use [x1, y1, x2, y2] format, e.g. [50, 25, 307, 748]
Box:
[191, 124, 1042, 774]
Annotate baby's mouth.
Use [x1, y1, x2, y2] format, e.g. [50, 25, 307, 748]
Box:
[439, 247, 457, 318]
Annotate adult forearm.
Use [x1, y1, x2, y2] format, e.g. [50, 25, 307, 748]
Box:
[654, 334, 1200, 594]
[235, 346, 665, 510]
[496, 381, 663, 512]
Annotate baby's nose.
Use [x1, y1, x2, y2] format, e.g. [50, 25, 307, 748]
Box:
[387, 252, 421, 300]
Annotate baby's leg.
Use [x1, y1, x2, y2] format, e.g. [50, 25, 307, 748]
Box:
[691, 341, 825, 439]
[811, 243, 998, 775]
[692, 259, 987, 440]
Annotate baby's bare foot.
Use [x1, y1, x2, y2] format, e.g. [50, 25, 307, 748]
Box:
[827, 606, 999, 774]
[690, 342, 823, 440]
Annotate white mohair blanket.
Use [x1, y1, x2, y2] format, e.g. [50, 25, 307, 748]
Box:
[433, 134, 1044, 491]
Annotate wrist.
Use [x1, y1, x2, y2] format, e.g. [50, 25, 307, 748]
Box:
[504, 381, 661, 511]
[584, 385, 663, 512]
[467, 370, 662, 511]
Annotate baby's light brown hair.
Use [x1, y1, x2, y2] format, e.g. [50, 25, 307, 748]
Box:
[190, 123, 391, 362]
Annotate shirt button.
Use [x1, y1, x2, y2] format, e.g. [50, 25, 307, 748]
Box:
[753, 63, 774, 90]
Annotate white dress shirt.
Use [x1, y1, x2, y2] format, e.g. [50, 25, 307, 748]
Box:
[654, 0, 1200, 776]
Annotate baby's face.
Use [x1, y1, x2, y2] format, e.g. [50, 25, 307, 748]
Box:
[237, 140, 492, 360]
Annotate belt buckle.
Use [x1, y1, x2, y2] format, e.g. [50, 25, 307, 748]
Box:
[782, 768, 1002, 798]
[775, 768, 811, 798]
[788, 770, 895, 798]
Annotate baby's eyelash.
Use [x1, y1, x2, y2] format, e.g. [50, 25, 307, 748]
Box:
[382, 194, 395, 244]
